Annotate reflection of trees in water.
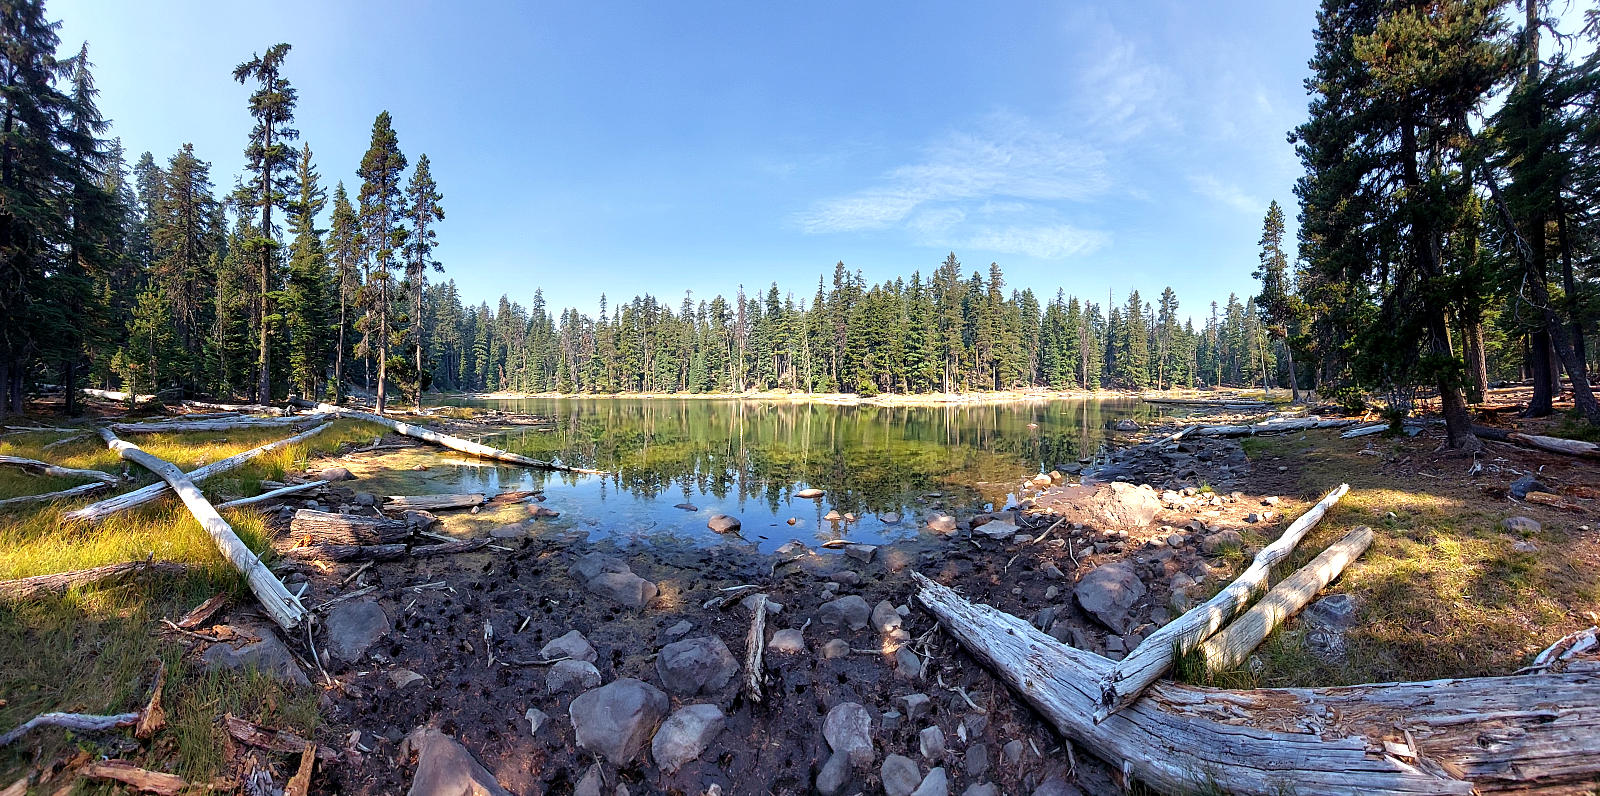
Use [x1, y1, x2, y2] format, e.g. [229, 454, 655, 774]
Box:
[483, 399, 1155, 515]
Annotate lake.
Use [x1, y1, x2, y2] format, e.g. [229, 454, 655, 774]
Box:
[383, 397, 1163, 553]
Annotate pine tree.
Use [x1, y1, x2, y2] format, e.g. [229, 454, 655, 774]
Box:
[233, 43, 298, 404]
[403, 153, 443, 411]
[1252, 200, 1302, 400]
[327, 182, 360, 402]
[283, 142, 331, 398]
[356, 111, 407, 413]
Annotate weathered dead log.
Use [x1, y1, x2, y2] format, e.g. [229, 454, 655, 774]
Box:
[0, 454, 117, 483]
[41, 432, 89, 450]
[81, 387, 155, 403]
[292, 400, 594, 472]
[110, 415, 314, 434]
[91, 427, 303, 630]
[182, 400, 287, 416]
[279, 537, 489, 563]
[0, 480, 112, 509]
[284, 744, 315, 796]
[1097, 483, 1350, 721]
[64, 421, 333, 523]
[1523, 491, 1585, 512]
[486, 489, 539, 506]
[176, 593, 227, 629]
[82, 760, 189, 795]
[383, 493, 486, 511]
[0, 559, 189, 599]
[134, 661, 167, 739]
[287, 509, 412, 545]
[913, 572, 1600, 795]
[1196, 525, 1374, 673]
[1508, 432, 1600, 459]
[745, 593, 768, 703]
[1142, 397, 1270, 407]
[1518, 626, 1598, 675]
[216, 481, 324, 510]
[1195, 418, 1359, 437]
[0, 711, 139, 747]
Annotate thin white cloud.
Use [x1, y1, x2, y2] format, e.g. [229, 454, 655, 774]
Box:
[1188, 174, 1264, 217]
[961, 224, 1110, 259]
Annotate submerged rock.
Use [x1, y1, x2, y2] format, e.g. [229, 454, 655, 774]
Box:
[707, 514, 741, 533]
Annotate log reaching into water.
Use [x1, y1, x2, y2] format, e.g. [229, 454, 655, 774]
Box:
[90, 427, 303, 630]
[913, 572, 1600, 795]
[1195, 525, 1374, 673]
[1142, 397, 1270, 407]
[280, 538, 489, 563]
[287, 509, 412, 545]
[216, 481, 324, 509]
[0, 480, 112, 509]
[1194, 418, 1359, 437]
[383, 493, 486, 511]
[0, 455, 118, 483]
[1096, 483, 1350, 721]
[110, 415, 315, 434]
[0, 559, 189, 599]
[64, 421, 333, 523]
[290, 400, 593, 472]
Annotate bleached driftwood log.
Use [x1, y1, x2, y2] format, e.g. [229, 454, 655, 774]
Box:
[744, 593, 768, 703]
[0, 480, 113, 509]
[1096, 483, 1350, 721]
[0, 455, 117, 483]
[279, 538, 489, 563]
[1142, 397, 1269, 407]
[0, 559, 188, 600]
[292, 400, 593, 472]
[64, 421, 333, 523]
[1195, 525, 1374, 673]
[0, 711, 140, 747]
[1194, 418, 1359, 437]
[216, 481, 324, 509]
[383, 493, 486, 511]
[913, 572, 1600, 795]
[91, 428, 303, 629]
[1509, 432, 1600, 459]
[287, 509, 412, 545]
[82, 760, 189, 796]
[81, 387, 154, 403]
[110, 415, 314, 434]
[182, 400, 287, 416]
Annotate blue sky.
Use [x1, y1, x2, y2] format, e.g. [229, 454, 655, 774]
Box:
[56, 1, 1322, 320]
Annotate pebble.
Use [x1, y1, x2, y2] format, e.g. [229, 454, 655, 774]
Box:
[899, 693, 932, 722]
[1001, 740, 1024, 765]
[965, 744, 989, 779]
[651, 703, 726, 774]
[895, 646, 924, 679]
[822, 702, 875, 767]
[821, 639, 851, 659]
[524, 707, 548, 734]
[767, 628, 807, 654]
[882, 754, 922, 796]
[919, 725, 946, 760]
[912, 767, 948, 796]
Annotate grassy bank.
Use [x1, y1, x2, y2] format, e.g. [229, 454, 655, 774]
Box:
[0, 419, 382, 784]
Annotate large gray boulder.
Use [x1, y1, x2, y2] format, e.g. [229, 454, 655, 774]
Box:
[656, 635, 739, 696]
[570, 553, 657, 608]
[1075, 562, 1146, 633]
[707, 514, 741, 533]
[569, 678, 670, 765]
[200, 625, 309, 687]
[324, 600, 391, 662]
[402, 727, 513, 796]
[1046, 483, 1161, 530]
[650, 703, 726, 774]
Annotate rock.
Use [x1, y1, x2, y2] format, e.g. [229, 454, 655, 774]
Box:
[894, 646, 923, 679]
[899, 693, 932, 722]
[524, 707, 549, 735]
[1166, 533, 1186, 547]
[926, 514, 957, 534]
[570, 552, 629, 581]
[797, 487, 825, 499]
[389, 668, 424, 689]
[816, 595, 871, 630]
[976, 518, 1021, 539]
[588, 571, 658, 608]
[542, 629, 598, 663]
[1263, 496, 1280, 506]
[661, 620, 693, 640]
[546, 659, 602, 693]
[881, 710, 903, 731]
[1030, 473, 1054, 488]
[919, 725, 946, 760]
[829, 570, 861, 586]
[529, 505, 560, 518]
[882, 754, 922, 796]
[912, 767, 948, 796]
[1301, 593, 1358, 631]
[1075, 562, 1146, 633]
[674, 502, 698, 511]
[656, 636, 739, 696]
[324, 599, 390, 662]
[353, 492, 378, 506]
[824, 509, 843, 522]
[821, 639, 851, 659]
[1514, 540, 1540, 553]
[872, 601, 903, 634]
[1041, 562, 1065, 579]
[1502, 516, 1542, 533]
[963, 785, 999, 796]
[569, 678, 670, 765]
[315, 467, 355, 482]
[707, 514, 741, 533]
[200, 625, 310, 686]
[1051, 482, 1161, 530]
[965, 744, 989, 779]
[881, 512, 903, 524]
[816, 751, 853, 796]
[574, 764, 603, 796]
[1200, 529, 1244, 555]
[489, 526, 528, 540]
[822, 702, 875, 768]
[768, 628, 807, 654]
[402, 727, 513, 796]
[1001, 740, 1024, 765]
[1510, 475, 1554, 500]
[1032, 777, 1085, 796]
[845, 544, 877, 563]
[1114, 418, 1141, 432]
[651, 703, 726, 775]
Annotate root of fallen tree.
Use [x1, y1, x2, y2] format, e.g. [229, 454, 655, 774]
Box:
[912, 572, 1600, 795]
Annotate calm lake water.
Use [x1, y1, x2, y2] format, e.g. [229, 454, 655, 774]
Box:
[403, 397, 1162, 553]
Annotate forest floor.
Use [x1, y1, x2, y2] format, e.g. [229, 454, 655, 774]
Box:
[0, 394, 1596, 794]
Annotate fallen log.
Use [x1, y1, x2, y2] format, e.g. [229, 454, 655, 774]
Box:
[81, 387, 155, 403]
[0, 711, 139, 747]
[0, 559, 189, 599]
[41, 432, 89, 450]
[279, 537, 490, 563]
[1142, 397, 1270, 407]
[81, 760, 189, 796]
[745, 593, 768, 703]
[90, 427, 303, 630]
[1195, 525, 1375, 673]
[1523, 491, 1585, 512]
[913, 572, 1600, 795]
[486, 489, 540, 506]
[288, 509, 412, 545]
[216, 481, 324, 510]
[64, 421, 334, 523]
[1194, 418, 1359, 437]
[0, 454, 117, 483]
[110, 415, 315, 434]
[291, 400, 594, 473]
[1508, 432, 1600, 460]
[383, 493, 486, 511]
[183, 400, 287, 416]
[0, 480, 112, 509]
[1096, 483, 1350, 721]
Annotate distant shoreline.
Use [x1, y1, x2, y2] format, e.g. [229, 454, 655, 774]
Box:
[437, 387, 1264, 408]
